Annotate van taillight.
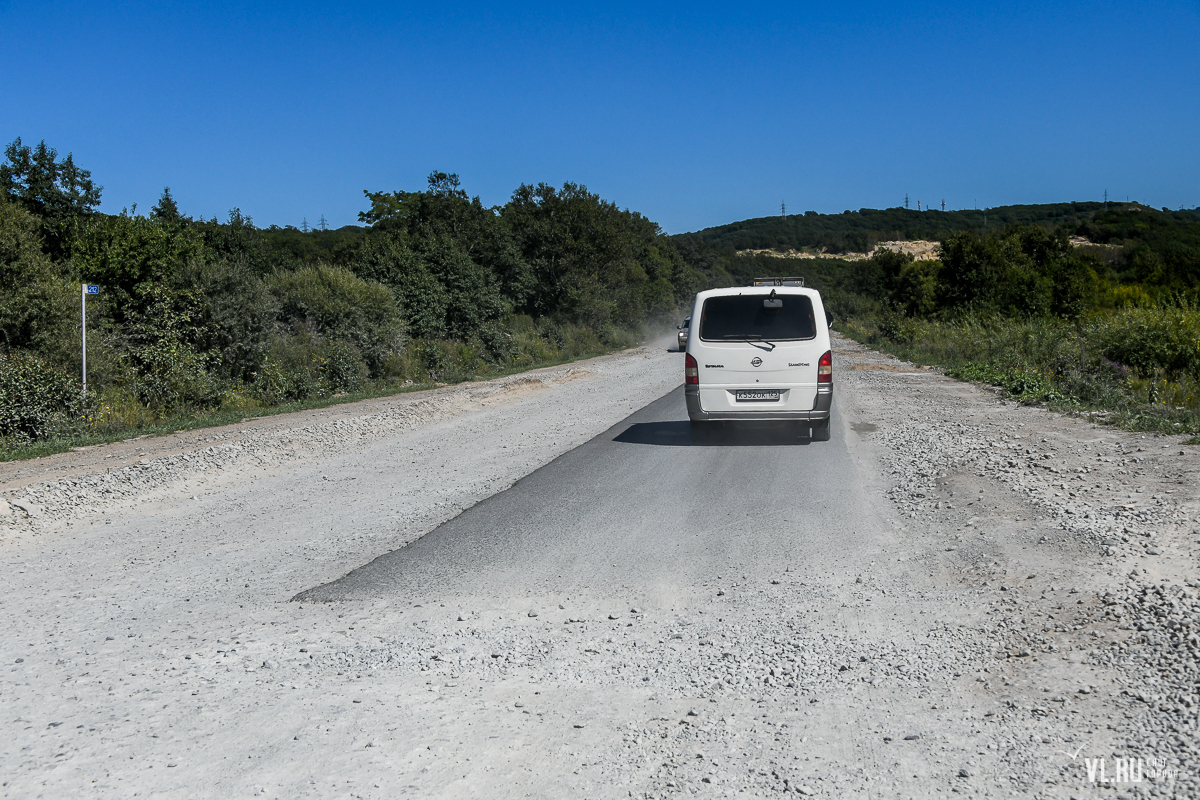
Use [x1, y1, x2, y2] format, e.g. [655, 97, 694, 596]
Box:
[685, 353, 699, 385]
[817, 350, 832, 383]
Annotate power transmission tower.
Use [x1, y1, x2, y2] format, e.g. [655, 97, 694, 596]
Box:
[905, 194, 909, 209]
[318, 214, 328, 231]
[941, 199, 945, 212]
[301, 217, 309, 233]
[781, 201, 786, 217]
[1104, 189, 1108, 209]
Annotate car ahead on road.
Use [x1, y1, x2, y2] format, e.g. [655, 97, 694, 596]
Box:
[684, 277, 833, 441]
[676, 316, 690, 351]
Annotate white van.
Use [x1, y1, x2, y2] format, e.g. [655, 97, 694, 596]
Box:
[684, 278, 833, 440]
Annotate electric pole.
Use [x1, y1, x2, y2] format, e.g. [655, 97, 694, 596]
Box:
[905, 194, 909, 209]
[941, 199, 945, 212]
[301, 217, 310, 233]
[319, 214, 328, 231]
[781, 201, 786, 218]
[1104, 189, 1108, 210]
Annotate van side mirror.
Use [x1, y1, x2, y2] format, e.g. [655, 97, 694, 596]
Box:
[825, 310, 834, 326]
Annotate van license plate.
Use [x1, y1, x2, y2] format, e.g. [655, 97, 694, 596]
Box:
[735, 389, 780, 402]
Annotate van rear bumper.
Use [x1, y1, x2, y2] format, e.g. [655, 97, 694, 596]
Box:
[684, 385, 832, 421]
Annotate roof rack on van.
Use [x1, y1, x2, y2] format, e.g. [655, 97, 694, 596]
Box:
[752, 277, 804, 287]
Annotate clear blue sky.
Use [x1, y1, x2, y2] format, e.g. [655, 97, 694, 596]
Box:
[3, 1, 1197, 233]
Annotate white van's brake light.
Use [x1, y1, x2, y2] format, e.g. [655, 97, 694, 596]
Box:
[685, 353, 699, 385]
[818, 350, 832, 383]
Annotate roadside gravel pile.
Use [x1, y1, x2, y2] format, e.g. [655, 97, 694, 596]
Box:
[873, 383, 1181, 548]
[0, 365, 595, 538]
[839, 336, 1200, 797]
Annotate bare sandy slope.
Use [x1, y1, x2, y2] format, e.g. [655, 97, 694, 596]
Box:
[734, 241, 939, 262]
[1, 335, 1197, 799]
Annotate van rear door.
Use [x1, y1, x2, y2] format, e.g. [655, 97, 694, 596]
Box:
[694, 292, 826, 412]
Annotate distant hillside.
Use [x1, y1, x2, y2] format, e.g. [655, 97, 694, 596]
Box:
[675, 201, 1200, 256]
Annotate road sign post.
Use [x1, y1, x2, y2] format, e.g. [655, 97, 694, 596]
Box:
[82, 284, 99, 397]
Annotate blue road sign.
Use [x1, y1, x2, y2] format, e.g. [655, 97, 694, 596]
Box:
[85, 284, 99, 294]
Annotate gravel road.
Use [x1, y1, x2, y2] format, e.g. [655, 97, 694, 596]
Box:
[2, 334, 1196, 799]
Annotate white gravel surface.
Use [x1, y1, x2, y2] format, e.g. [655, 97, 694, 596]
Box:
[2, 335, 1197, 799]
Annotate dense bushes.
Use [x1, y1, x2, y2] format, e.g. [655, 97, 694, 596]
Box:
[267, 264, 404, 373]
[174, 258, 277, 381]
[842, 310, 1200, 433]
[0, 352, 83, 443]
[254, 334, 368, 402]
[1089, 303, 1200, 381]
[936, 227, 1098, 318]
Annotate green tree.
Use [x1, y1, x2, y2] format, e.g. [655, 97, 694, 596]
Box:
[174, 258, 279, 381]
[0, 200, 74, 353]
[348, 231, 449, 339]
[1, 138, 102, 257]
[501, 182, 678, 328]
[413, 232, 507, 338]
[114, 283, 221, 410]
[869, 249, 939, 316]
[894, 261, 940, 317]
[194, 209, 278, 275]
[360, 172, 535, 306]
[71, 211, 206, 320]
[1004, 226, 1097, 318]
[936, 231, 1009, 313]
[874, 249, 911, 300]
[151, 187, 183, 223]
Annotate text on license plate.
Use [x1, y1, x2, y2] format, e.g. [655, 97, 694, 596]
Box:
[734, 389, 780, 402]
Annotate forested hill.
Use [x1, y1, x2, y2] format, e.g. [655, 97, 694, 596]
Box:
[675, 202, 1200, 255]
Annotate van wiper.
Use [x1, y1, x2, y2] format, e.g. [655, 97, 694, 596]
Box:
[739, 336, 776, 351]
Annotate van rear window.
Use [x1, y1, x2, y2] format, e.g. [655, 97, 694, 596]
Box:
[699, 294, 816, 341]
